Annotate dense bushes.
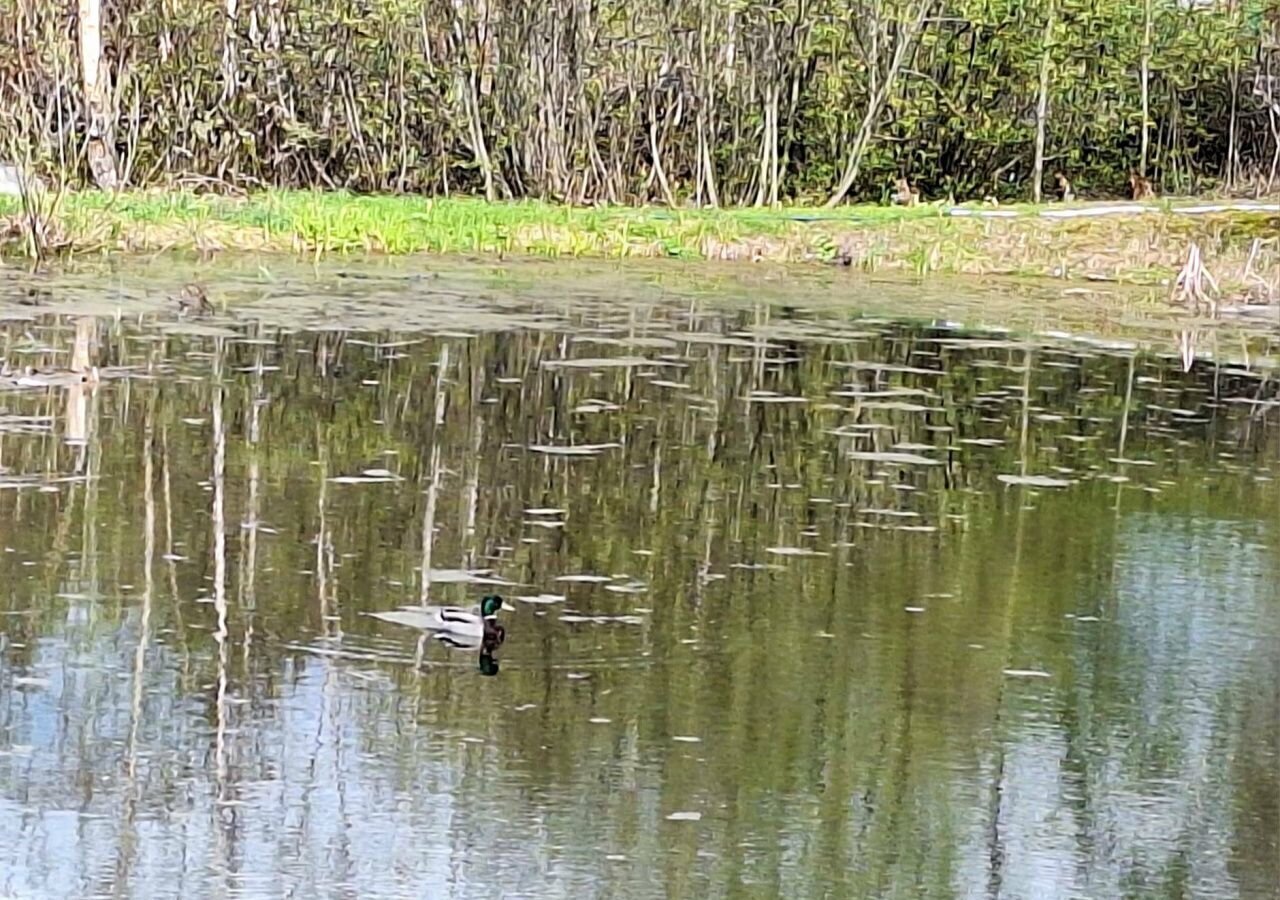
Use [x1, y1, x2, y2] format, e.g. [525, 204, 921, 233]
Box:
[1, 0, 1277, 203]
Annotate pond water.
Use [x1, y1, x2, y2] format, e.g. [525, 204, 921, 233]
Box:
[0, 260, 1276, 899]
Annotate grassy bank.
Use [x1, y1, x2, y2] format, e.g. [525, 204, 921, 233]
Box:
[2, 190, 1277, 294]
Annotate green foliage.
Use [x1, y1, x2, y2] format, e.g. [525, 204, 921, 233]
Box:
[0, 0, 1274, 203]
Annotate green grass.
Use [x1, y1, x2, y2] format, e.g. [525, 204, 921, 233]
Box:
[0, 189, 944, 257]
[2, 189, 1277, 292]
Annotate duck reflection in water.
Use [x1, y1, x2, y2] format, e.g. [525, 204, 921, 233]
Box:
[436, 620, 506, 676]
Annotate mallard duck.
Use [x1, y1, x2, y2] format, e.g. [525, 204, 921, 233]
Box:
[369, 594, 506, 647]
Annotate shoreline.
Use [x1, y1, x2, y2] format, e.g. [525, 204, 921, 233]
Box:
[4, 255, 1279, 382]
[2, 190, 1277, 295]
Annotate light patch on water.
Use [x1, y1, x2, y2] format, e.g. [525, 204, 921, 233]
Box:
[529, 442, 621, 455]
[849, 451, 941, 466]
[997, 474, 1074, 487]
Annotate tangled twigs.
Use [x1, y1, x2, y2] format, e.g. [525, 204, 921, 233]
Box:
[1171, 242, 1220, 316]
[1242, 237, 1278, 304]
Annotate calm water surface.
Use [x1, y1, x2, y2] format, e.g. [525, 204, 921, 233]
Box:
[0, 262, 1276, 899]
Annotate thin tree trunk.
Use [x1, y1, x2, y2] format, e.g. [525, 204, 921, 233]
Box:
[222, 0, 238, 101]
[698, 112, 720, 207]
[1227, 66, 1238, 189]
[754, 84, 773, 207]
[1264, 107, 1274, 195]
[464, 76, 496, 200]
[1139, 0, 1152, 178]
[1031, 0, 1055, 204]
[768, 84, 781, 206]
[825, 0, 932, 208]
[79, 0, 119, 189]
[649, 92, 676, 206]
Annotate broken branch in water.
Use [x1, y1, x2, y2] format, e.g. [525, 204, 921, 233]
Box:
[1171, 242, 1219, 316]
[1242, 237, 1278, 304]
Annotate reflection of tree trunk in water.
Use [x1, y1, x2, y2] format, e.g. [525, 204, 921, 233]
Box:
[873, 623, 918, 899]
[420, 343, 450, 602]
[752, 304, 767, 387]
[434, 344, 450, 426]
[1115, 354, 1135, 513]
[64, 383, 89, 451]
[323, 654, 354, 881]
[987, 454, 1030, 899]
[66, 318, 97, 460]
[161, 427, 185, 637]
[315, 437, 338, 639]
[1018, 349, 1032, 477]
[117, 405, 156, 888]
[650, 442, 661, 515]
[319, 360, 353, 862]
[210, 340, 234, 868]
[985, 727, 1008, 899]
[1117, 354, 1134, 458]
[133, 418, 157, 777]
[79, 381, 102, 597]
[71, 317, 95, 372]
[240, 357, 264, 669]
[419, 444, 443, 605]
[463, 417, 483, 568]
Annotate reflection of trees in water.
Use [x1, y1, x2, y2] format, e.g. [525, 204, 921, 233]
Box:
[0, 304, 1275, 896]
[961, 514, 1278, 899]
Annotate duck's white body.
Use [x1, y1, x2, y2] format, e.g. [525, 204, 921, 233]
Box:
[367, 604, 484, 636]
[368, 595, 504, 641]
[422, 604, 490, 637]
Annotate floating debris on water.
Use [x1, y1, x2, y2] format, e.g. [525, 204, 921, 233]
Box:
[849, 451, 941, 466]
[329, 468, 402, 484]
[560, 613, 645, 625]
[542, 356, 676, 369]
[604, 580, 648, 594]
[1002, 669, 1052, 678]
[744, 391, 809, 403]
[859, 508, 920, 518]
[996, 474, 1074, 487]
[529, 442, 622, 456]
[423, 568, 514, 585]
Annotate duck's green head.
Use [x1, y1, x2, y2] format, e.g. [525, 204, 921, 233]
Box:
[480, 595, 504, 618]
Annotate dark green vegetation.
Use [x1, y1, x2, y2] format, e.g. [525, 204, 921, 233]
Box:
[0, 263, 1275, 896]
[2, 0, 1278, 203]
